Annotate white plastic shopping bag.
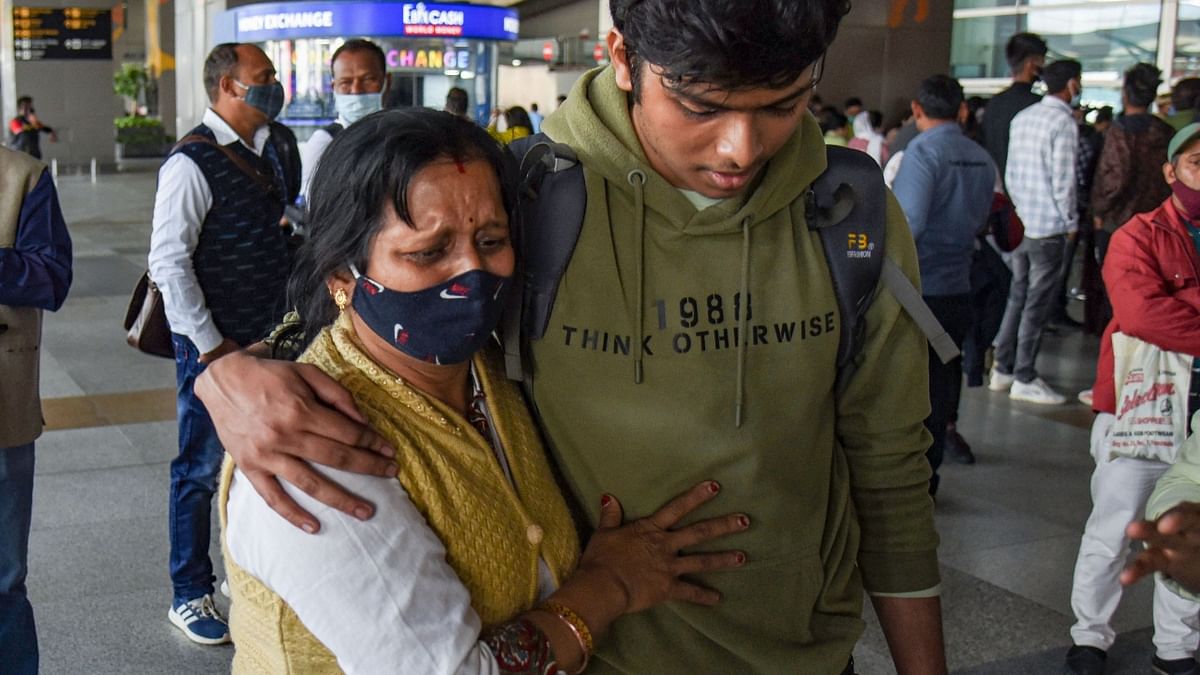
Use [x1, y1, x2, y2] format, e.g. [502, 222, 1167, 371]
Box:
[1107, 332, 1193, 463]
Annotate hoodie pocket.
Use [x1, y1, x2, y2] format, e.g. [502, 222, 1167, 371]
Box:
[713, 551, 827, 644]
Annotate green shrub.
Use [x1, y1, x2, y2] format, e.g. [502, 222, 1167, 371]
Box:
[114, 116, 166, 145]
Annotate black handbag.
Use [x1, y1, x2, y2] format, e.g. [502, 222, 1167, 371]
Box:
[123, 271, 174, 358]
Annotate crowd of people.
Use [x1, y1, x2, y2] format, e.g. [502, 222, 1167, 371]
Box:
[823, 29, 1200, 675]
[7, 1, 1200, 674]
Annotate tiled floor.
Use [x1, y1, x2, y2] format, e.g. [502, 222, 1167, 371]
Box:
[25, 170, 1181, 673]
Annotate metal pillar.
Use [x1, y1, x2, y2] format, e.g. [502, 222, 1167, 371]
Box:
[0, 0, 16, 125]
[1159, 0, 1180, 85]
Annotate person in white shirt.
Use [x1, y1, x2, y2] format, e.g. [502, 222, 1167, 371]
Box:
[222, 108, 749, 674]
[990, 59, 1082, 405]
[147, 42, 294, 646]
[298, 39, 390, 201]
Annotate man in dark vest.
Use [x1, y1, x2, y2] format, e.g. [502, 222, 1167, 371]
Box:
[147, 42, 293, 645]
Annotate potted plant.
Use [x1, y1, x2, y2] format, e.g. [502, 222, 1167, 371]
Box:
[113, 63, 169, 159]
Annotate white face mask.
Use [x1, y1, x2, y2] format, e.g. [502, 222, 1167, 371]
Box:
[334, 92, 383, 125]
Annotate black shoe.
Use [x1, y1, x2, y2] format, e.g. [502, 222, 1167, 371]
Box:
[1065, 645, 1106, 675]
[944, 425, 976, 465]
[1153, 656, 1200, 675]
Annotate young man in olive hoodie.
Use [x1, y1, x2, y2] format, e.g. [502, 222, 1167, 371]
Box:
[194, 1, 944, 673]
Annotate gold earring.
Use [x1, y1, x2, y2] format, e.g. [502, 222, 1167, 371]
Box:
[333, 288, 349, 312]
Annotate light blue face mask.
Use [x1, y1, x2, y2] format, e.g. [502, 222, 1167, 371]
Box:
[334, 93, 384, 125]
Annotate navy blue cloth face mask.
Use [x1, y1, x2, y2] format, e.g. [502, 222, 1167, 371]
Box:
[349, 264, 510, 365]
[234, 80, 285, 121]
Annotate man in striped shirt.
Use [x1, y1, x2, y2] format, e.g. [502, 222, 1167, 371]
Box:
[991, 59, 1083, 405]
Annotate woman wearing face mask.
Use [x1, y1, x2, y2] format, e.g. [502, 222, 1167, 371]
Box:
[217, 108, 749, 674]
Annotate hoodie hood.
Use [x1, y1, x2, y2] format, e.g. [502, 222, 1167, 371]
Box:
[542, 67, 827, 236]
[541, 66, 832, 424]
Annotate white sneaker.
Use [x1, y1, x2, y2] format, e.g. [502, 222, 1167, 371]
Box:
[1078, 388, 1094, 407]
[1010, 378, 1067, 405]
[988, 369, 1015, 392]
[220, 579, 230, 599]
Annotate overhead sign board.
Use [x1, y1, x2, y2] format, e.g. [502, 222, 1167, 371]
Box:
[219, 1, 519, 42]
[13, 7, 113, 61]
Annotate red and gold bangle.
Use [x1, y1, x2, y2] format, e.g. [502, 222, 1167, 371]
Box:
[539, 600, 594, 674]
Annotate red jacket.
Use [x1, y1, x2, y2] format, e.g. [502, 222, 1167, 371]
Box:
[1094, 197, 1200, 414]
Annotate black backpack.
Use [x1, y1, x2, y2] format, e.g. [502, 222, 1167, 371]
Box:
[501, 134, 957, 394]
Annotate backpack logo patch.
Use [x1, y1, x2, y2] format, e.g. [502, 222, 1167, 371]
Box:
[847, 232, 874, 259]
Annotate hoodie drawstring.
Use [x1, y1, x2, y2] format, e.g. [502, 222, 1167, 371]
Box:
[735, 215, 753, 428]
[627, 169, 648, 384]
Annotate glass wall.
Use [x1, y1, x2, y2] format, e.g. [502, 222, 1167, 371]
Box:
[260, 37, 493, 141]
[1176, 0, 1200, 79]
[952, 0, 1172, 103]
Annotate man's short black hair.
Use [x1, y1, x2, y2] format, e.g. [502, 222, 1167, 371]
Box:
[530, 103, 539, 112]
[1122, 63, 1162, 109]
[845, 97, 863, 109]
[1042, 60, 1082, 95]
[611, 0, 850, 100]
[1173, 78, 1200, 112]
[1005, 32, 1048, 73]
[444, 87, 469, 116]
[916, 75, 964, 121]
[331, 39, 386, 77]
[1095, 106, 1113, 124]
[16, 96, 32, 110]
[203, 43, 241, 104]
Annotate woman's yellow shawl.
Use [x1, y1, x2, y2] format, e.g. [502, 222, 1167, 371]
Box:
[218, 314, 580, 673]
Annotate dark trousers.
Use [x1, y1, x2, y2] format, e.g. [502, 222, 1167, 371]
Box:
[0, 443, 37, 674]
[168, 334, 224, 604]
[925, 294, 973, 496]
[1082, 228, 1113, 335]
[1053, 232, 1080, 320]
[962, 243, 1012, 387]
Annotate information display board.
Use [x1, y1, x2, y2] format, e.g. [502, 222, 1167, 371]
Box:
[219, 2, 519, 42]
[13, 7, 113, 61]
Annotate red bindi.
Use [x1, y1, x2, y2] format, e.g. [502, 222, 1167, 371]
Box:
[455, 161, 466, 174]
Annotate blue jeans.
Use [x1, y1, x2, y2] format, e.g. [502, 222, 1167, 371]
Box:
[0, 442, 38, 674]
[168, 334, 224, 604]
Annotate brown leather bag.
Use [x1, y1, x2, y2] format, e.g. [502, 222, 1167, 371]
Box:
[124, 271, 174, 358]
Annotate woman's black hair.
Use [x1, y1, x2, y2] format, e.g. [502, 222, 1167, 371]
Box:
[504, 105, 533, 132]
[275, 108, 517, 357]
[610, 0, 850, 99]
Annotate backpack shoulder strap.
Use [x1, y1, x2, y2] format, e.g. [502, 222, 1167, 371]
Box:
[324, 122, 344, 138]
[502, 133, 587, 382]
[807, 146, 889, 384]
[808, 146, 959, 394]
